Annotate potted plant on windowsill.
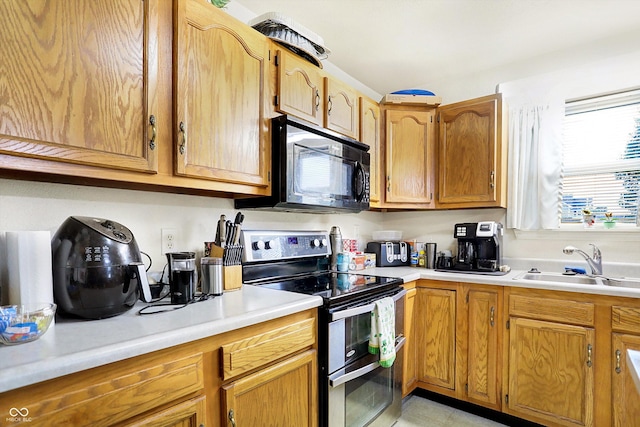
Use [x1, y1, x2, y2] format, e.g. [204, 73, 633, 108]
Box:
[210, 0, 230, 7]
[582, 208, 595, 228]
[603, 212, 616, 229]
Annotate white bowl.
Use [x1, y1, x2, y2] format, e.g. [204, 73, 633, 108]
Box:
[372, 230, 403, 241]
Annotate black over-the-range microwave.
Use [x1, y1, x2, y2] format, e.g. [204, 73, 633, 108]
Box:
[235, 115, 370, 213]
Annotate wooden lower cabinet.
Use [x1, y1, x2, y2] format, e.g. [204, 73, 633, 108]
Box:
[506, 317, 595, 426]
[0, 309, 317, 427]
[222, 350, 317, 427]
[463, 286, 502, 410]
[611, 334, 640, 427]
[402, 283, 417, 396]
[415, 284, 457, 392]
[123, 396, 206, 427]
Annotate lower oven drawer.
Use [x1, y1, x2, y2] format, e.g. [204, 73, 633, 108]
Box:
[327, 336, 405, 427]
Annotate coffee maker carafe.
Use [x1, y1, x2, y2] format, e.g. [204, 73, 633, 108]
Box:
[166, 252, 197, 304]
[453, 222, 503, 272]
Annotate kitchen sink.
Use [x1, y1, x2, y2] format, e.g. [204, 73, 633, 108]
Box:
[514, 272, 601, 285]
[601, 277, 640, 289]
[514, 271, 640, 289]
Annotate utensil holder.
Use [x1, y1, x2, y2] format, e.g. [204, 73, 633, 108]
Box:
[204, 242, 244, 291]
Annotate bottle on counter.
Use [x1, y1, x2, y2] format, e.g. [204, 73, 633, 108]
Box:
[330, 226, 343, 270]
[418, 249, 426, 268]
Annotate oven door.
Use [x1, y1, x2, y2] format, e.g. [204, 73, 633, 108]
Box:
[327, 336, 405, 427]
[327, 289, 406, 373]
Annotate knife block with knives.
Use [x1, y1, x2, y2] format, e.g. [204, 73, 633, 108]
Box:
[205, 212, 245, 292]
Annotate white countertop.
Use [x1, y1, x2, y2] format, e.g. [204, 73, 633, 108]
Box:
[3, 264, 640, 395]
[365, 266, 640, 298]
[0, 285, 322, 394]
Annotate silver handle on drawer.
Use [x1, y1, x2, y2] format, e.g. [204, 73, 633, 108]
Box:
[330, 288, 406, 322]
[329, 336, 406, 388]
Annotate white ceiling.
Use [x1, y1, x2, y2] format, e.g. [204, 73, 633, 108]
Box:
[235, 0, 640, 97]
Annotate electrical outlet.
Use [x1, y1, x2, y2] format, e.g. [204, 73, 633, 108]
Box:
[161, 228, 178, 254]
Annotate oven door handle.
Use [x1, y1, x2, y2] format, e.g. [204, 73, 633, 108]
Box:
[329, 336, 406, 388]
[330, 288, 406, 322]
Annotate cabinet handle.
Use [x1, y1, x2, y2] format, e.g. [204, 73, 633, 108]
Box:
[315, 90, 320, 112]
[179, 121, 186, 155]
[490, 170, 495, 189]
[616, 349, 622, 374]
[587, 344, 593, 367]
[387, 175, 391, 192]
[490, 306, 495, 327]
[149, 115, 157, 150]
[228, 409, 236, 427]
[327, 95, 333, 116]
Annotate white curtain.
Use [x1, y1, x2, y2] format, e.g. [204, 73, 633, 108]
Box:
[501, 84, 564, 230]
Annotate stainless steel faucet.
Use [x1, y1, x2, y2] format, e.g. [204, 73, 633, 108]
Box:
[563, 244, 602, 276]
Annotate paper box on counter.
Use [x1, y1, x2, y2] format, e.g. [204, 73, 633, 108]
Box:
[348, 252, 366, 271]
[364, 253, 376, 269]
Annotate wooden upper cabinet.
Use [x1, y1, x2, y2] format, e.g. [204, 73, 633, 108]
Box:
[174, 0, 270, 188]
[324, 78, 359, 140]
[0, 0, 158, 173]
[384, 107, 436, 207]
[437, 93, 506, 208]
[360, 97, 381, 205]
[275, 49, 324, 127]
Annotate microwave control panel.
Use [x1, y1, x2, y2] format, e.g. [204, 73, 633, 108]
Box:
[241, 230, 331, 262]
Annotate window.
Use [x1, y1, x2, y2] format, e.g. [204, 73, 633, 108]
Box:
[560, 89, 640, 226]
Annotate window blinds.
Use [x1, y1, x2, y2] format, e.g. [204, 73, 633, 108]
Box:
[561, 89, 640, 224]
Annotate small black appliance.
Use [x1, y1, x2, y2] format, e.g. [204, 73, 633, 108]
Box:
[52, 216, 152, 319]
[235, 115, 370, 213]
[440, 222, 504, 273]
[365, 241, 410, 267]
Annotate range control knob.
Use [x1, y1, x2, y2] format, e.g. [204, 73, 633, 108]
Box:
[320, 238, 328, 248]
[310, 238, 320, 248]
[252, 240, 265, 251]
[264, 239, 276, 250]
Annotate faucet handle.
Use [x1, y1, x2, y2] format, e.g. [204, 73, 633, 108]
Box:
[588, 243, 601, 260]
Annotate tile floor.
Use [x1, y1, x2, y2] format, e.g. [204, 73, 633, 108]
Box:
[396, 395, 508, 427]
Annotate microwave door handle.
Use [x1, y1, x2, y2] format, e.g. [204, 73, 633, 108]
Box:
[353, 161, 366, 202]
[329, 336, 406, 388]
[330, 289, 407, 321]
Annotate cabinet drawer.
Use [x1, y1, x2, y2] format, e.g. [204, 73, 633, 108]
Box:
[509, 295, 595, 326]
[221, 318, 316, 380]
[7, 352, 204, 427]
[612, 306, 640, 333]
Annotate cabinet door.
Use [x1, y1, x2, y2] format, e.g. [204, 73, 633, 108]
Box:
[438, 94, 504, 207]
[123, 396, 206, 427]
[360, 97, 381, 205]
[507, 317, 595, 427]
[222, 350, 317, 427]
[174, 0, 270, 188]
[416, 288, 456, 389]
[276, 49, 324, 127]
[402, 287, 417, 396]
[466, 289, 501, 410]
[0, 0, 158, 173]
[325, 78, 359, 139]
[384, 109, 436, 206]
[612, 334, 640, 427]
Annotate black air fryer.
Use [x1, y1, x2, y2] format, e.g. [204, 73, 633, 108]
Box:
[52, 216, 152, 319]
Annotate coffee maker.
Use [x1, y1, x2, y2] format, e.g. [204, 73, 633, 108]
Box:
[452, 222, 503, 272]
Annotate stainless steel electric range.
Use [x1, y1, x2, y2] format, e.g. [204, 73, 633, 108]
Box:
[240, 230, 406, 427]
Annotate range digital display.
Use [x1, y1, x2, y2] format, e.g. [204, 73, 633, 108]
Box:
[287, 237, 299, 245]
